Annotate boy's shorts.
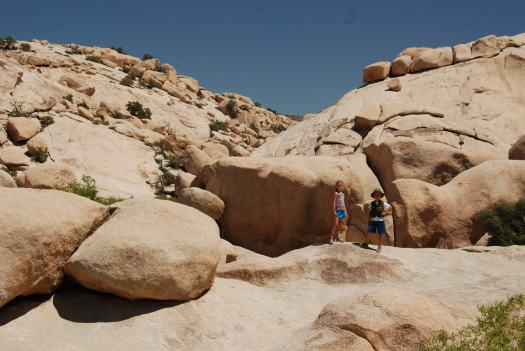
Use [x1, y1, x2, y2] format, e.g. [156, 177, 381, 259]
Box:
[368, 220, 386, 234]
[335, 210, 347, 219]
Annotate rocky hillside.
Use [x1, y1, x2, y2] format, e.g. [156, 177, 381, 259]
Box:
[0, 38, 294, 197]
[250, 33, 525, 249]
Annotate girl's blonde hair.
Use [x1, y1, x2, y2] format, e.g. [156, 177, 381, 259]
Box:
[335, 180, 344, 192]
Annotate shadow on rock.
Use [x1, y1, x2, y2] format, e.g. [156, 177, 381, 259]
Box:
[0, 294, 51, 326]
[53, 285, 183, 323]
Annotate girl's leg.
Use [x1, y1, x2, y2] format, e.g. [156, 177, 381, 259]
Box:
[330, 216, 339, 240]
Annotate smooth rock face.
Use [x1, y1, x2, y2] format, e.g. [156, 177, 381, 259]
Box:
[65, 198, 222, 301]
[0, 146, 30, 168]
[391, 160, 525, 248]
[0, 169, 16, 187]
[6, 117, 41, 141]
[363, 61, 391, 83]
[174, 170, 196, 195]
[194, 155, 381, 256]
[24, 162, 77, 189]
[410, 47, 454, 73]
[178, 187, 225, 220]
[0, 188, 108, 308]
[181, 145, 211, 176]
[26, 132, 48, 154]
[391, 55, 412, 76]
[509, 135, 525, 159]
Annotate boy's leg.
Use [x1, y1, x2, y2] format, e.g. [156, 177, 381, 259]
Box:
[377, 221, 386, 252]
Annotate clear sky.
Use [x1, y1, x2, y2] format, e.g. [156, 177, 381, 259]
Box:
[1, 0, 524, 114]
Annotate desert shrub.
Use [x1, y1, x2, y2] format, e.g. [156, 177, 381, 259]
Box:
[0, 36, 17, 50]
[126, 101, 151, 119]
[85, 55, 102, 64]
[37, 115, 55, 128]
[209, 120, 228, 132]
[138, 78, 155, 89]
[267, 107, 278, 114]
[272, 124, 287, 133]
[120, 74, 135, 87]
[57, 175, 124, 205]
[225, 99, 239, 119]
[77, 101, 89, 109]
[142, 53, 154, 61]
[8, 101, 29, 117]
[62, 94, 73, 103]
[20, 43, 31, 52]
[220, 140, 235, 153]
[419, 294, 525, 351]
[30, 149, 48, 163]
[121, 66, 130, 74]
[64, 50, 79, 55]
[110, 46, 126, 54]
[165, 154, 182, 169]
[197, 89, 204, 99]
[476, 199, 525, 246]
[254, 101, 261, 107]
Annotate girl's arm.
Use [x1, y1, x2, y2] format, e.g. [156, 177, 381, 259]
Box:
[333, 192, 337, 214]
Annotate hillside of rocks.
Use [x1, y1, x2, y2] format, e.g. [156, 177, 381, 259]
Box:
[247, 33, 525, 250]
[0, 38, 294, 198]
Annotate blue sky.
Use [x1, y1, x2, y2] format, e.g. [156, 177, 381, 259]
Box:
[2, 0, 524, 114]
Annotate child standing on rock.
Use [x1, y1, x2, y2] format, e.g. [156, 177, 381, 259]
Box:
[362, 188, 392, 252]
[329, 180, 349, 244]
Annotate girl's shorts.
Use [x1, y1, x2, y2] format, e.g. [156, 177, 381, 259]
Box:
[368, 221, 386, 234]
[336, 210, 347, 219]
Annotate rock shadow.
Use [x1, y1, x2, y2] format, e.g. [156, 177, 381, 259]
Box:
[53, 284, 183, 323]
[0, 294, 51, 326]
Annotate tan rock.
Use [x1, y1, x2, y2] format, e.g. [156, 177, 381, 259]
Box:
[0, 128, 7, 145]
[174, 170, 196, 195]
[58, 74, 83, 89]
[142, 70, 167, 88]
[65, 198, 222, 301]
[231, 144, 250, 156]
[0, 188, 108, 308]
[363, 61, 391, 83]
[0, 169, 16, 187]
[25, 162, 77, 189]
[76, 86, 96, 96]
[27, 132, 48, 154]
[178, 187, 225, 220]
[391, 160, 525, 248]
[386, 77, 402, 91]
[77, 106, 94, 121]
[398, 47, 431, 58]
[354, 102, 381, 130]
[453, 43, 473, 63]
[509, 135, 525, 159]
[410, 47, 454, 73]
[471, 35, 501, 58]
[219, 239, 238, 264]
[6, 117, 41, 141]
[390, 55, 412, 76]
[181, 144, 211, 175]
[194, 155, 381, 256]
[178, 76, 200, 93]
[161, 63, 177, 83]
[130, 58, 160, 77]
[0, 146, 30, 168]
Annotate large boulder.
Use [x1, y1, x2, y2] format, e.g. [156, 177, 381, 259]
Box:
[311, 290, 460, 351]
[410, 47, 454, 73]
[391, 160, 525, 248]
[181, 144, 211, 175]
[6, 117, 41, 141]
[193, 154, 381, 256]
[0, 169, 16, 188]
[509, 135, 525, 159]
[26, 132, 48, 155]
[0, 188, 108, 308]
[363, 61, 391, 83]
[0, 146, 30, 168]
[65, 198, 222, 301]
[178, 187, 225, 220]
[24, 162, 77, 189]
[391, 55, 412, 76]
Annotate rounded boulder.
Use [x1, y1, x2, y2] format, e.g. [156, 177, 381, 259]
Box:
[178, 187, 225, 220]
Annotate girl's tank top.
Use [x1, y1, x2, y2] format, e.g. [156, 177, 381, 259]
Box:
[335, 192, 345, 210]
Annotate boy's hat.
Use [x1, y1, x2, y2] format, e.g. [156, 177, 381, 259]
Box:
[370, 188, 385, 197]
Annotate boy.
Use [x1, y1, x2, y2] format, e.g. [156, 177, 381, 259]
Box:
[361, 188, 392, 253]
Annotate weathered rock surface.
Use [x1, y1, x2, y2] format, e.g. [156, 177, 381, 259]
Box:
[178, 187, 225, 220]
[193, 155, 381, 256]
[65, 198, 222, 301]
[410, 47, 454, 73]
[391, 160, 525, 248]
[0, 169, 16, 188]
[0, 146, 30, 168]
[24, 162, 77, 189]
[181, 144, 211, 176]
[363, 61, 391, 83]
[6, 117, 41, 141]
[0, 188, 108, 308]
[26, 132, 48, 154]
[509, 135, 525, 159]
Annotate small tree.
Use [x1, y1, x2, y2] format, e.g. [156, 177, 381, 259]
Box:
[110, 46, 127, 54]
[126, 101, 152, 119]
[0, 36, 17, 50]
[225, 99, 239, 119]
[85, 55, 102, 64]
[476, 199, 525, 246]
[20, 43, 31, 52]
[142, 53, 154, 61]
[120, 74, 135, 87]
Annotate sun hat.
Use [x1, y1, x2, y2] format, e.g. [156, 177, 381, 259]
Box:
[370, 188, 385, 198]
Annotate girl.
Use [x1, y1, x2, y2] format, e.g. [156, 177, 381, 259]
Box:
[330, 180, 348, 244]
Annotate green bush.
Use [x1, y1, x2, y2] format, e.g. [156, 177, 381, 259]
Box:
[110, 46, 126, 54]
[77, 101, 89, 109]
[121, 66, 130, 74]
[126, 101, 152, 119]
[120, 74, 135, 87]
[62, 94, 73, 103]
[254, 101, 261, 107]
[419, 294, 525, 351]
[85, 55, 102, 64]
[8, 101, 29, 117]
[142, 53, 154, 61]
[225, 99, 239, 119]
[165, 154, 182, 169]
[37, 115, 55, 128]
[57, 175, 124, 206]
[209, 120, 228, 132]
[20, 43, 31, 52]
[267, 107, 278, 114]
[30, 149, 48, 163]
[476, 199, 525, 246]
[0, 36, 17, 50]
